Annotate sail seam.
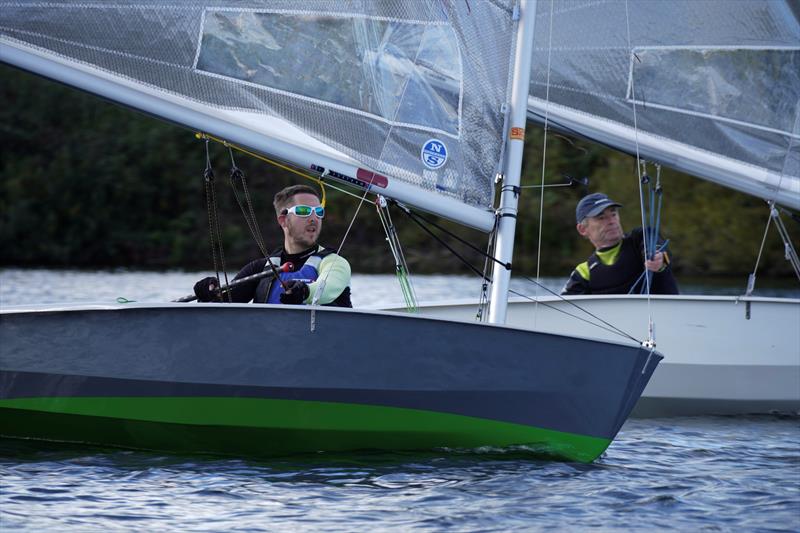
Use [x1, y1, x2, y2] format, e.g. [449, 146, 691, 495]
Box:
[528, 98, 800, 185]
[536, 0, 615, 18]
[201, 7, 451, 26]
[533, 80, 800, 141]
[530, 81, 624, 102]
[193, 69, 461, 140]
[0, 28, 461, 139]
[0, 27, 189, 70]
[0, 4, 451, 24]
[622, 100, 800, 141]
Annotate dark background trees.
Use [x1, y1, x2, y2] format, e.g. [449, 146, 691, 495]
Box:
[1, 64, 795, 281]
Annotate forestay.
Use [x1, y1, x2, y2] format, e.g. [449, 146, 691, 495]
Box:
[0, 0, 519, 231]
[528, 0, 800, 210]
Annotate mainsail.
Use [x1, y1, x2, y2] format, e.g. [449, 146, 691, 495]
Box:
[0, 0, 519, 231]
[528, 0, 800, 210]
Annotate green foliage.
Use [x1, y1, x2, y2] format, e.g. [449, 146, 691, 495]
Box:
[0, 65, 796, 279]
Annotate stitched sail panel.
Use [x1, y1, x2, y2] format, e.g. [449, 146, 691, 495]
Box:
[0, 1, 517, 211]
[528, 0, 800, 205]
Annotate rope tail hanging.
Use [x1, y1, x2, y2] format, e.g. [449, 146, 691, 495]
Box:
[633, 162, 665, 295]
[375, 195, 418, 313]
[202, 138, 232, 302]
[227, 145, 268, 258]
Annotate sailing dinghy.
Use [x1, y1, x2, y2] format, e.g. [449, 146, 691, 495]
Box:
[403, 0, 800, 417]
[0, 1, 660, 462]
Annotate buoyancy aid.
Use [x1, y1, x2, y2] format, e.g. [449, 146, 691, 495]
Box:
[262, 255, 323, 304]
[585, 235, 645, 294]
[253, 248, 352, 307]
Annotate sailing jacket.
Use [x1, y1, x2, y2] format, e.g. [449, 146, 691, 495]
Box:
[225, 245, 352, 307]
[561, 228, 679, 295]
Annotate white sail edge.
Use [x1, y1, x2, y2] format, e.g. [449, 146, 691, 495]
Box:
[528, 97, 800, 211]
[0, 37, 496, 233]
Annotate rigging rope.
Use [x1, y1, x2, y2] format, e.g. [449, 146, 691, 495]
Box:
[476, 217, 499, 322]
[747, 203, 800, 295]
[745, 88, 798, 293]
[202, 138, 231, 302]
[508, 286, 640, 343]
[195, 132, 642, 343]
[533, 0, 556, 328]
[624, 0, 655, 346]
[634, 163, 665, 295]
[396, 202, 641, 343]
[376, 196, 418, 312]
[774, 208, 800, 281]
[307, 173, 373, 331]
[227, 147, 269, 258]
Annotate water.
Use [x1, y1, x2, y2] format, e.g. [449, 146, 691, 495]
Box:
[1, 269, 799, 531]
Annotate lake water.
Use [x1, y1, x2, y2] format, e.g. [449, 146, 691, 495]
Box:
[1, 269, 798, 531]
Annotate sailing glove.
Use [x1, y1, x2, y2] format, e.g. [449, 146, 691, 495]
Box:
[279, 280, 310, 305]
[193, 276, 220, 302]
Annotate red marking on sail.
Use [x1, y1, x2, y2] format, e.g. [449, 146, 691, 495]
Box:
[356, 168, 388, 188]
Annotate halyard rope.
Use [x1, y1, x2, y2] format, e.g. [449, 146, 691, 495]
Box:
[624, 0, 655, 344]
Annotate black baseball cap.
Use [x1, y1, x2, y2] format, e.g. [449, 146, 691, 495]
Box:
[576, 193, 622, 223]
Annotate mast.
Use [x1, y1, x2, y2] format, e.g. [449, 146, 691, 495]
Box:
[488, 0, 538, 324]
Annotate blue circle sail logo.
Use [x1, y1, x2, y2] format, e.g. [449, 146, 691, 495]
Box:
[421, 139, 448, 169]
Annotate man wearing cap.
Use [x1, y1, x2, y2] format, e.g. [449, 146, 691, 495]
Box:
[562, 192, 679, 295]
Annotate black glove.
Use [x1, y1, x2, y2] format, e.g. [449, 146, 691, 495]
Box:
[279, 280, 310, 305]
[193, 276, 220, 302]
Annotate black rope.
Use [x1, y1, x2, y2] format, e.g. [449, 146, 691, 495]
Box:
[393, 200, 511, 271]
[403, 206, 489, 281]
[476, 216, 499, 321]
[777, 205, 800, 225]
[507, 288, 641, 343]
[228, 147, 268, 258]
[203, 139, 231, 302]
[515, 276, 640, 343]
[390, 198, 639, 343]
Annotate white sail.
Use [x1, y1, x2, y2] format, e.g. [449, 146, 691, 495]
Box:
[527, 0, 800, 210]
[0, 1, 521, 231]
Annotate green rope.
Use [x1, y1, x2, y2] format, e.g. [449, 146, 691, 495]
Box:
[395, 265, 418, 314]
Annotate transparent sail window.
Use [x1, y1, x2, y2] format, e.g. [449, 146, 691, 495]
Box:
[629, 47, 800, 138]
[195, 10, 462, 136]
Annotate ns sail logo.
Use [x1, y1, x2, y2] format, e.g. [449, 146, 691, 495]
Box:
[421, 139, 448, 170]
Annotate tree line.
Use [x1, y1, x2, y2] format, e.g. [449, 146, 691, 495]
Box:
[1, 64, 796, 282]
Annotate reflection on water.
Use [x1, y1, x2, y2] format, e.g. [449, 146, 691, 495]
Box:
[1, 416, 798, 531]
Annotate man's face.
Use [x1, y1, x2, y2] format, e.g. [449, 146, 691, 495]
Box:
[577, 206, 623, 249]
[279, 192, 323, 252]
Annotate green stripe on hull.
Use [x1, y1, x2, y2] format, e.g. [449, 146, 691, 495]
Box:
[0, 398, 611, 462]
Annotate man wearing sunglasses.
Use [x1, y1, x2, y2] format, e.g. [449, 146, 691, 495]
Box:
[193, 184, 352, 306]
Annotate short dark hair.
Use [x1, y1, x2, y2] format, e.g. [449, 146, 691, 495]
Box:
[273, 184, 320, 215]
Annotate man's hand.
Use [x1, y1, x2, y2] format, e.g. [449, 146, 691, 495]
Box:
[645, 251, 666, 273]
[280, 280, 310, 305]
[193, 276, 220, 302]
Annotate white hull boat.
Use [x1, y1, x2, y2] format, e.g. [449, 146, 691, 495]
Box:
[388, 295, 800, 417]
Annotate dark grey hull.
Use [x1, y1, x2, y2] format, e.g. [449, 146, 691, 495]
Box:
[0, 303, 661, 460]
